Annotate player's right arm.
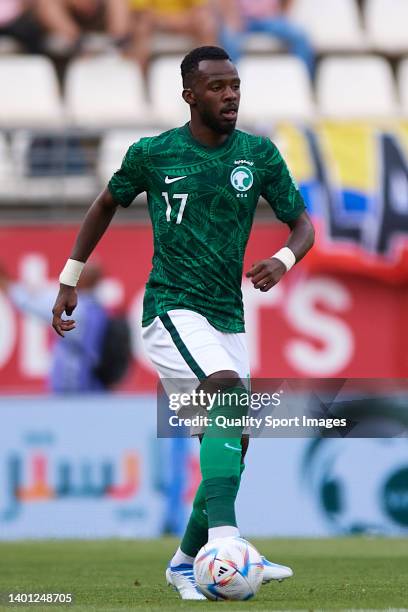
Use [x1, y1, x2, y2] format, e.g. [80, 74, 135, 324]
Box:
[52, 140, 146, 337]
[52, 188, 119, 337]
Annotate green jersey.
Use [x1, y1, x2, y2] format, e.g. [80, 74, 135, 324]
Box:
[108, 124, 305, 333]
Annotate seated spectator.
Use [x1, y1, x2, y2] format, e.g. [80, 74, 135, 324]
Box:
[218, 0, 315, 77]
[35, 0, 133, 57]
[0, 0, 45, 53]
[129, 0, 217, 74]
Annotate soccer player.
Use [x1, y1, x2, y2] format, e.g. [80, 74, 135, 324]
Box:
[52, 46, 314, 600]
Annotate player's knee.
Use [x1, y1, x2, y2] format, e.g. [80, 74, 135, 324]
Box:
[198, 371, 247, 421]
[204, 369, 241, 392]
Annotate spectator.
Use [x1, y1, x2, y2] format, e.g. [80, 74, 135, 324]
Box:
[218, 0, 315, 77]
[0, 262, 109, 393]
[35, 0, 133, 57]
[129, 0, 217, 74]
[0, 0, 45, 53]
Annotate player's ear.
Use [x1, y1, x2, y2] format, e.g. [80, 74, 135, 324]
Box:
[183, 88, 196, 107]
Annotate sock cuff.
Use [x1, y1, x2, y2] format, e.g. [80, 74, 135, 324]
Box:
[203, 476, 240, 500]
[203, 476, 239, 528]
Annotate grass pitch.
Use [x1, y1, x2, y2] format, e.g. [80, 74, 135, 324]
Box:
[0, 538, 407, 611]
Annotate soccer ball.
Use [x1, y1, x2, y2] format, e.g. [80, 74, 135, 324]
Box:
[193, 536, 264, 600]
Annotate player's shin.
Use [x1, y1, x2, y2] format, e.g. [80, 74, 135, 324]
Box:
[175, 462, 246, 565]
[200, 387, 248, 539]
[176, 481, 208, 562]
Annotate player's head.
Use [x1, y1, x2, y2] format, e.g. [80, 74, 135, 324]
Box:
[181, 46, 240, 135]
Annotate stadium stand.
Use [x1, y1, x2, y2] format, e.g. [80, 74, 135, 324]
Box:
[238, 33, 283, 54]
[149, 32, 283, 56]
[238, 56, 314, 123]
[148, 55, 190, 125]
[0, 0, 407, 212]
[365, 0, 408, 55]
[291, 0, 367, 52]
[65, 56, 149, 127]
[0, 132, 16, 199]
[9, 129, 98, 203]
[0, 55, 64, 127]
[0, 36, 20, 54]
[397, 58, 408, 116]
[316, 55, 399, 118]
[98, 128, 161, 185]
[149, 32, 193, 55]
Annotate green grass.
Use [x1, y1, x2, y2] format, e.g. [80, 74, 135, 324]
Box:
[0, 538, 407, 611]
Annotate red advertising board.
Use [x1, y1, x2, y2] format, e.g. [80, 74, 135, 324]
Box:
[0, 224, 407, 393]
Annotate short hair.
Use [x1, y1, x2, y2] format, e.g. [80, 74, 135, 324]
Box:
[181, 46, 231, 87]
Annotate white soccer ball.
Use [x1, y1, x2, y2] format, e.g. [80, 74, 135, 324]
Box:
[193, 536, 264, 601]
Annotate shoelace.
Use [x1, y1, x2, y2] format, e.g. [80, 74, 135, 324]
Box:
[171, 567, 202, 594]
[262, 558, 281, 568]
[171, 567, 195, 578]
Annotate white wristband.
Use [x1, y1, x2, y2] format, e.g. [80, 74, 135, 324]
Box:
[271, 247, 296, 272]
[59, 259, 85, 287]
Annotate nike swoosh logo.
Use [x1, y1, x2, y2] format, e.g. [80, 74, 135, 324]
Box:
[224, 443, 241, 452]
[165, 175, 187, 184]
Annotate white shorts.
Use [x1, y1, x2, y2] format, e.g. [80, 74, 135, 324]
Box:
[141, 309, 250, 434]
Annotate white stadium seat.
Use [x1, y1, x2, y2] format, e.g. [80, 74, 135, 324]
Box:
[0, 55, 64, 127]
[151, 33, 193, 55]
[149, 56, 190, 126]
[291, 0, 367, 52]
[0, 132, 17, 198]
[365, 0, 408, 54]
[397, 59, 408, 116]
[98, 128, 161, 185]
[238, 56, 315, 122]
[65, 56, 149, 127]
[316, 55, 399, 118]
[150, 32, 282, 61]
[243, 34, 283, 54]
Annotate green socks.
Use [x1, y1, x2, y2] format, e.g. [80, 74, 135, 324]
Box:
[180, 386, 248, 555]
[200, 386, 248, 529]
[180, 463, 246, 556]
[179, 480, 208, 557]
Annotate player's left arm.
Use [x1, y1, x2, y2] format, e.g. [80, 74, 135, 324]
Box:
[246, 211, 314, 292]
[285, 210, 315, 259]
[247, 139, 314, 292]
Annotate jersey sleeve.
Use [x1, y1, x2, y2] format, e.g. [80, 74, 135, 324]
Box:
[108, 140, 146, 208]
[260, 138, 306, 223]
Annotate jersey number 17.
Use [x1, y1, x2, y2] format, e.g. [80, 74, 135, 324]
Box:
[161, 192, 189, 224]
